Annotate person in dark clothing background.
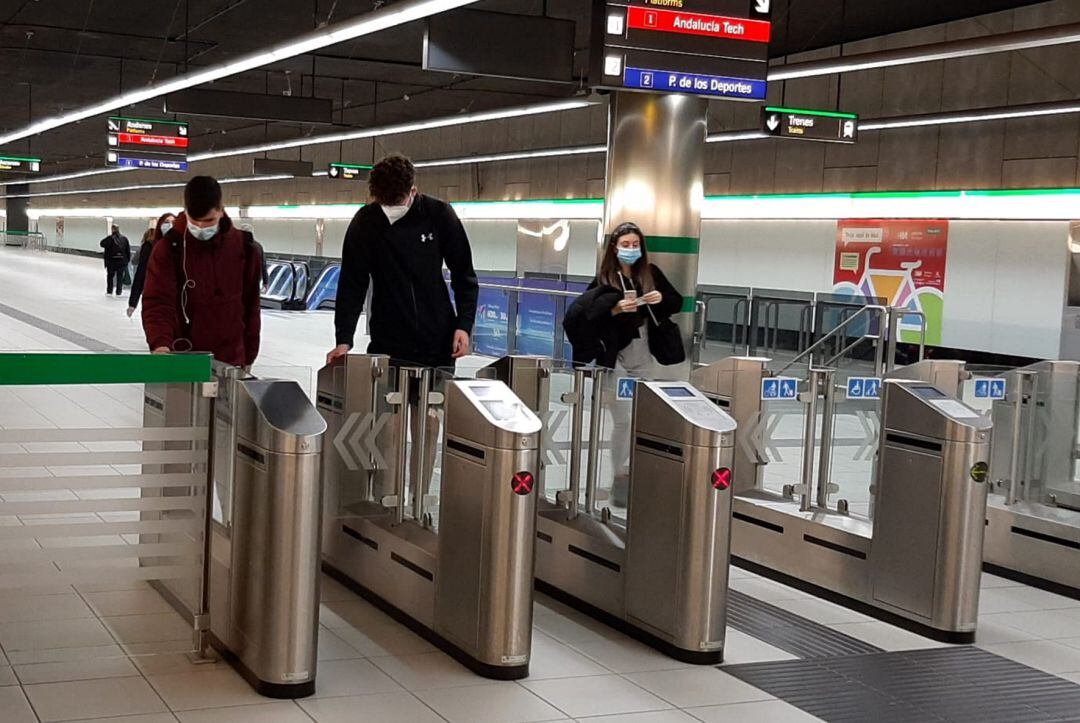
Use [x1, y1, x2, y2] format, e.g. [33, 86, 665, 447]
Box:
[127, 212, 176, 318]
[100, 225, 131, 296]
[327, 154, 478, 368]
[141, 176, 263, 368]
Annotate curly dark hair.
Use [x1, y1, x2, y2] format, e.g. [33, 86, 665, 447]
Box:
[368, 154, 416, 205]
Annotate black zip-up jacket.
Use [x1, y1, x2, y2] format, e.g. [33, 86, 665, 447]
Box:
[128, 238, 154, 309]
[335, 195, 479, 368]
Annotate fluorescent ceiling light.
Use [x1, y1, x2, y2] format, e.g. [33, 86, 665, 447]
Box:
[187, 99, 594, 162]
[861, 101, 1080, 130]
[413, 145, 607, 169]
[0, 0, 482, 149]
[12, 174, 292, 200]
[769, 22, 1080, 81]
[706, 130, 770, 143]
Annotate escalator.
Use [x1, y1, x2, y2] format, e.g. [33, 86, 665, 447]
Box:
[305, 264, 341, 310]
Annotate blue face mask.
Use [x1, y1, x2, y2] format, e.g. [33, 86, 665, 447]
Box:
[617, 247, 642, 266]
[189, 222, 219, 241]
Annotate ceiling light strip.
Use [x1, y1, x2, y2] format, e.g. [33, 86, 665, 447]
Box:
[0, 0, 482, 149]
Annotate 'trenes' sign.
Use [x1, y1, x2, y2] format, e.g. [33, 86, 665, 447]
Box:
[592, 0, 770, 102]
[0, 156, 41, 173]
[327, 163, 372, 181]
[763, 107, 859, 144]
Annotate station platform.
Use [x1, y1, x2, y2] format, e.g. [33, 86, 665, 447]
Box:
[2, 248, 1080, 723]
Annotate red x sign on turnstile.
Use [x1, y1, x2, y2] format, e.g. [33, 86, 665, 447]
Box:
[511, 471, 535, 495]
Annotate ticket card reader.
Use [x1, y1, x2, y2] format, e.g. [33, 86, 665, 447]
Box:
[871, 381, 991, 635]
[318, 356, 542, 679]
[534, 379, 738, 663]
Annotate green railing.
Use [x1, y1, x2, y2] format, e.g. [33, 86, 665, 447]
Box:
[0, 352, 213, 385]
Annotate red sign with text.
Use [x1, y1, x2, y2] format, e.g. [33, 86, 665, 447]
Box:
[627, 7, 771, 43]
[117, 133, 189, 149]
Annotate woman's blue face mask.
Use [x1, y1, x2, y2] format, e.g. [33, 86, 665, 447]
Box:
[617, 247, 642, 265]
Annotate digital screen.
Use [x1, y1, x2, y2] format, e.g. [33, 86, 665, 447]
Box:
[910, 385, 946, 400]
[469, 385, 496, 398]
[106, 116, 188, 172]
[482, 400, 519, 422]
[662, 386, 695, 398]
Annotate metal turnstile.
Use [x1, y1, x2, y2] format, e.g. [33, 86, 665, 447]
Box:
[487, 357, 737, 663]
[208, 377, 325, 697]
[317, 355, 542, 679]
[143, 367, 326, 698]
[693, 357, 991, 642]
[985, 361, 1080, 596]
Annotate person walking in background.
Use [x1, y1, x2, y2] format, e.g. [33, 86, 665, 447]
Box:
[141, 176, 263, 368]
[100, 224, 131, 297]
[127, 212, 175, 318]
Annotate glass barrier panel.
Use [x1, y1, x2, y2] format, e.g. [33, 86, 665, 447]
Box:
[700, 294, 747, 365]
[591, 371, 621, 518]
[541, 362, 580, 507]
[0, 356, 211, 670]
[828, 387, 880, 520]
[760, 394, 808, 498]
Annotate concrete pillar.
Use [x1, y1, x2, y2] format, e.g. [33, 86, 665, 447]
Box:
[602, 92, 708, 376]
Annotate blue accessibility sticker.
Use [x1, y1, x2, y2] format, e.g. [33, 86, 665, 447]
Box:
[761, 377, 798, 401]
[974, 378, 1006, 400]
[616, 377, 637, 401]
[847, 377, 882, 400]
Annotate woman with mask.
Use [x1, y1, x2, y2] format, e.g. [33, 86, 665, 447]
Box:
[127, 212, 175, 318]
[586, 222, 683, 507]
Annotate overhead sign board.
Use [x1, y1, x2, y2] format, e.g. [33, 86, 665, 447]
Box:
[763, 106, 859, 144]
[591, 0, 770, 102]
[0, 156, 41, 173]
[327, 163, 372, 181]
[106, 116, 189, 172]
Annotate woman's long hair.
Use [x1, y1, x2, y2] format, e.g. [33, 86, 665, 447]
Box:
[598, 221, 654, 292]
[153, 212, 176, 242]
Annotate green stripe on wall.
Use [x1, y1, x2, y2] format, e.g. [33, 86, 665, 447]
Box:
[0, 353, 213, 386]
[681, 296, 696, 314]
[647, 236, 700, 254]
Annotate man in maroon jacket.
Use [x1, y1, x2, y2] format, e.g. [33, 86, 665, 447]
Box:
[141, 176, 263, 368]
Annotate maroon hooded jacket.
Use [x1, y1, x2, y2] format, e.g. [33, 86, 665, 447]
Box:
[141, 212, 263, 367]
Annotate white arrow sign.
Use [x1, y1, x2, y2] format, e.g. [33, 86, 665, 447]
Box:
[766, 114, 781, 131]
[755, 0, 770, 13]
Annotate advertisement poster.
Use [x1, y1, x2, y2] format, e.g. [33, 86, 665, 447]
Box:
[472, 276, 511, 357]
[518, 279, 561, 357]
[833, 220, 949, 345]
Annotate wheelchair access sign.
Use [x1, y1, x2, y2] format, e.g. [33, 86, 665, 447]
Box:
[973, 378, 1006, 400]
[761, 377, 798, 401]
[846, 377, 882, 400]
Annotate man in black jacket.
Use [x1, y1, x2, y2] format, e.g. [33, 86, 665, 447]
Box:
[100, 225, 131, 296]
[326, 154, 478, 367]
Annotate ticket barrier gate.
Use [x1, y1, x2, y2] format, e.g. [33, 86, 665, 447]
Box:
[484, 357, 738, 663]
[143, 365, 326, 698]
[317, 355, 542, 679]
[986, 361, 1080, 597]
[692, 357, 991, 642]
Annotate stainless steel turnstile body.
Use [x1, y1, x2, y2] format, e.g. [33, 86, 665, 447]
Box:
[488, 356, 737, 663]
[208, 378, 325, 697]
[144, 369, 326, 698]
[317, 355, 542, 679]
[985, 361, 1080, 596]
[693, 357, 991, 642]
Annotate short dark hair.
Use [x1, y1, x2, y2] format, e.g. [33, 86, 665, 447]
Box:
[185, 176, 222, 220]
[368, 154, 415, 205]
[111, 224, 119, 233]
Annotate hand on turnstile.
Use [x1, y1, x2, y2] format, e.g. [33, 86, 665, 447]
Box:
[452, 330, 471, 359]
[326, 344, 350, 366]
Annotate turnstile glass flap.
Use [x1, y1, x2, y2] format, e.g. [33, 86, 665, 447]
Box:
[236, 380, 327, 454]
[444, 380, 542, 450]
[316, 354, 389, 414]
[882, 381, 991, 443]
[635, 381, 737, 448]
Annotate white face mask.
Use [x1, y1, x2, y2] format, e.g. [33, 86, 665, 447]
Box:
[189, 222, 219, 241]
[160, 221, 173, 236]
[381, 191, 415, 225]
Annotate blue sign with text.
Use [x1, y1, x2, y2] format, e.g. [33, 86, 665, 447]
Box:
[624, 67, 768, 101]
[761, 377, 798, 401]
[974, 378, 1006, 400]
[847, 377, 882, 400]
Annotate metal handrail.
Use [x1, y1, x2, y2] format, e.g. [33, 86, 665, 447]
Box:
[479, 282, 580, 298]
[775, 305, 887, 376]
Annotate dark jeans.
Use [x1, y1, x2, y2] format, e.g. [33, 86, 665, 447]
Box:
[106, 267, 124, 295]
